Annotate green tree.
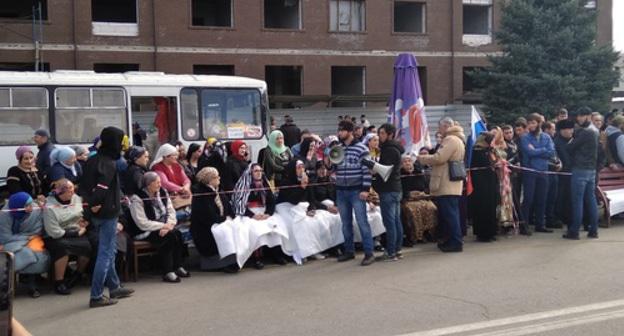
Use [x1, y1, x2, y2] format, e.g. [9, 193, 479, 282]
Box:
[475, 0, 620, 124]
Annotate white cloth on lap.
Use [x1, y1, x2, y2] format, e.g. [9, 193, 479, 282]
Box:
[211, 214, 289, 268]
[274, 202, 344, 264]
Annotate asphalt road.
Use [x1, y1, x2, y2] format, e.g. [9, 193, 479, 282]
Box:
[13, 224, 624, 336]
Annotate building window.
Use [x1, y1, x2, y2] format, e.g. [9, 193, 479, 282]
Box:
[93, 63, 139, 73]
[0, 0, 48, 20]
[331, 66, 365, 108]
[266, 66, 302, 108]
[462, 1, 492, 35]
[191, 0, 232, 27]
[0, 63, 50, 72]
[394, 1, 425, 33]
[264, 0, 301, 30]
[0, 87, 49, 145]
[329, 0, 365, 32]
[92, 0, 137, 23]
[193, 65, 235, 76]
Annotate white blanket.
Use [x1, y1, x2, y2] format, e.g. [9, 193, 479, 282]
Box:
[211, 214, 289, 268]
[321, 200, 386, 242]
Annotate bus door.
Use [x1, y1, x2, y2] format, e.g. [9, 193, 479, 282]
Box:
[130, 96, 177, 153]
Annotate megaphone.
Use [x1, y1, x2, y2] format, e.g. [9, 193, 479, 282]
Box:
[329, 146, 393, 182]
[362, 158, 394, 182]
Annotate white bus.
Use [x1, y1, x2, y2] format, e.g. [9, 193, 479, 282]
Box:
[0, 70, 269, 188]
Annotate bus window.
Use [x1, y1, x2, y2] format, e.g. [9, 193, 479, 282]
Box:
[54, 87, 127, 143]
[200, 89, 263, 139]
[180, 89, 200, 141]
[0, 87, 49, 145]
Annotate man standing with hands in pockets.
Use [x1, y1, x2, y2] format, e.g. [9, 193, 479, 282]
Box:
[334, 120, 376, 266]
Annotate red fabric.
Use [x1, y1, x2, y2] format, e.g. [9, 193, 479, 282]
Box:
[231, 140, 247, 161]
[152, 162, 190, 193]
[154, 98, 170, 143]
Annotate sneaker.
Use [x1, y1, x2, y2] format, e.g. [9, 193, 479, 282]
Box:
[587, 232, 599, 239]
[175, 267, 191, 278]
[396, 251, 404, 259]
[439, 244, 463, 253]
[66, 271, 84, 289]
[110, 287, 135, 299]
[254, 260, 265, 270]
[89, 296, 118, 308]
[28, 288, 41, 299]
[535, 227, 553, 233]
[309, 253, 326, 260]
[562, 233, 580, 240]
[337, 253, 355, 262]
[361, 254, 376, 266]
[375, 254, 398, 262]
[162, 272, 181, 283]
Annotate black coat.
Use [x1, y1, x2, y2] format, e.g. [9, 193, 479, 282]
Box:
[372, 140, 404, 193]
[122, 163, 147, 196]
[190, 184, 233, 257]
[223, 157, 248, 192]
[279, 123, 301, 148]
[6, 166, 43, 198]
[310, 175, 335, 210]
[79, 127, 124, 219]
[400, 167, 426, 200]
[468, 147, 499, 240]
[276, 160, 315, 211]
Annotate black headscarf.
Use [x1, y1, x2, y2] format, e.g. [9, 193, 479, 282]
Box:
[186, 143, 201, 162]
[99, 127, 124, 160]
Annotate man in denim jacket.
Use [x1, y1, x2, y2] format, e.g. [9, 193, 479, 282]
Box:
[519, 113, 555, 234]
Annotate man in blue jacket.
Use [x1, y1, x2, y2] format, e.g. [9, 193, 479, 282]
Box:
[520, 113, 555, 234]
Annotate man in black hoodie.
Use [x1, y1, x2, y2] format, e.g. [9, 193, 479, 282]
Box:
[279, 115, 302, 148]
[373, 123, 404, 261]
[80, 127, 134, 308]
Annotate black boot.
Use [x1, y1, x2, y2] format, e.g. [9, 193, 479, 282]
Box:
[54, 280, 71, 295]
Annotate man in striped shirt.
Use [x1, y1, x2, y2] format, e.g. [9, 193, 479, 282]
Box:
[334, 120, 376, 266]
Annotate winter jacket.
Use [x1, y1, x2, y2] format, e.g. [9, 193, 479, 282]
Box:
[418, 125, 466, 196]
[519, 132, 555, 171]
[568, 125, 599, 171]
[122, 163, 148, 196]
[372, 139, 404, 193]
[605, 125, 624, 164]
[333, 140, 372, 192]
[43, 194, 83, 239]
[279, 122, 302, 148]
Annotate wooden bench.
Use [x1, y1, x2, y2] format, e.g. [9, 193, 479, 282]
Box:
[596, 168, 624, 227]
[128, 240, 157, 282]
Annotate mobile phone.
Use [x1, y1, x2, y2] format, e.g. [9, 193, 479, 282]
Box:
[0, 251, 14, 336]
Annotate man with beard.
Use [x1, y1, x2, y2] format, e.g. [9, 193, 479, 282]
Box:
[554, 119, 575, 228]
[333, 120, 376, 266]
[563, 107, 599, 240]
[373, 124, 405, 261]
[519, 113, 555, 234]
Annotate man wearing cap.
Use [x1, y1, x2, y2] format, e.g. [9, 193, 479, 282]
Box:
[333, 120, 376, 266]
[554, 119, 575, 227]
[564, 107, 599, 240]
[33, 129, 55, 188]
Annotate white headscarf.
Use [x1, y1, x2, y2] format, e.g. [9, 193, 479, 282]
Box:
[150, 143, 177, 169]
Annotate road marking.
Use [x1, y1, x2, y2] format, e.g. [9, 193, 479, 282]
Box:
[398, 299, 624, 336]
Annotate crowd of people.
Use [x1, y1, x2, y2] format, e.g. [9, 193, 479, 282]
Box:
[0, 108, 622, 308]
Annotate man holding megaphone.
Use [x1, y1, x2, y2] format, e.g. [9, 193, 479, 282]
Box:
[331, 120, 376, 266]
[373, 124, 405, 262]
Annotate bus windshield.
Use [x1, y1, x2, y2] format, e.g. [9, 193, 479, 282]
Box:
[180, 88, 263, 140]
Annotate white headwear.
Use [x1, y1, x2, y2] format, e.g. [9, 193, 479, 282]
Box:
[150, 143, 177, 169]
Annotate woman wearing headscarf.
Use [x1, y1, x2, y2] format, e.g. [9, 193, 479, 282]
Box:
[263, 130, 293, 187]
[224, 164, 290, 269]
[363, 133, 380, 162]
[49, 146, 82, 187]
[223, 140, 249, 191]
[122, 146, 149, 196]
[295, 138, 318, 181]
[71, 145, 89, 172]
[197, 137, 226, 174]
[183, 143, 202, 183]
[128, 172, 189, 283]
[0, 192, 50, 298]
[7, 146, 45, 204]
[190, 167, 239, 273]
[151, 143, 192, 218]
[43, 180, 92, 295]
[274, 160, 343, 264]
[468, 132, 500, 242]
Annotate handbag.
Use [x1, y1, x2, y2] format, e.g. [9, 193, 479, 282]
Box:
[171, 194, 192, 210]
[448, 160, 467, 181]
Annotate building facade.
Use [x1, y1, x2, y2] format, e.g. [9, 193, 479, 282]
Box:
[0, 0, 614, 106]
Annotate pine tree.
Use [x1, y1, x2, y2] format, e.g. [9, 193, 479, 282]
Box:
[475, 0, 620, 124]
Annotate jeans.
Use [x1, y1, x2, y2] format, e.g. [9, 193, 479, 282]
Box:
[90, 217, 121, 299]
[569, 169, 598, 235]
[521, 172, 548, 229]
[545, 174, 559, 224]
[379, 192, 403, 256]
[435, 196, 463, 248]
[336, 189, 374, 256]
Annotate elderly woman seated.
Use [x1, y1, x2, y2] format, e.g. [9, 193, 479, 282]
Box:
[400, 155, 437, 246]
[151, 144, 192, 221]
[128, 172, 189, 283]
[0, 192, 50, 298]
[191, 167, 240, 273]
[49, 147, 82, 187]
[43, 179, 92, 295]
